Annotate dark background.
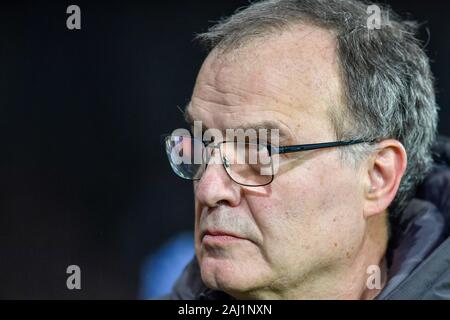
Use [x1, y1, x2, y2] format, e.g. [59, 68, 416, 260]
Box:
[0, 0, 448, 299]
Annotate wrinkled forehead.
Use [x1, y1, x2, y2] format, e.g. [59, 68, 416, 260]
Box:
[187, 24, 343, 141]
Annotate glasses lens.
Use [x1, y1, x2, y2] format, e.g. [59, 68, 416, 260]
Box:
[165, 135, 205, 180]
[220, 141, 273, 186]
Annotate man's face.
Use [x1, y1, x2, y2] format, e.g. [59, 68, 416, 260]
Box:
[188, 25, 368, 298]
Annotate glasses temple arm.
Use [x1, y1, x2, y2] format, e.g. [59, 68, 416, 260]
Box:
[269, 139, 376, 155]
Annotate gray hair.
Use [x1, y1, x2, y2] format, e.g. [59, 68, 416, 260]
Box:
[195, 0, 439, 220]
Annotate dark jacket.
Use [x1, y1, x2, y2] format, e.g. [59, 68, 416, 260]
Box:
[167, 136, 450, 300]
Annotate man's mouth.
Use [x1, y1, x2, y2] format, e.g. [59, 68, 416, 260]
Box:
[202, 229, 247, 244]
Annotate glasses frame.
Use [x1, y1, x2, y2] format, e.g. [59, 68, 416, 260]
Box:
[164, 135, 377, 187]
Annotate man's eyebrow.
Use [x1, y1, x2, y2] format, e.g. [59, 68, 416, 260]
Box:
[184, 105, 207, 132]
[184, 103, 292, 141]
[235, 121, 291, 142]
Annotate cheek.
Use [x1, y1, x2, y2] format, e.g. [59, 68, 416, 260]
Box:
[244, 157, 366, 263]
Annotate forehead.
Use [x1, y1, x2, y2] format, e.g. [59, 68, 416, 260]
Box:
[188, 24, 343, 141]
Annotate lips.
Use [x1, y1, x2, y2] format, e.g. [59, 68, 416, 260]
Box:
[202, 229, 246, 240]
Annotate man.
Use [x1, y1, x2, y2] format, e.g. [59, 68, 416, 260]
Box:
[164, 0, 450, 299]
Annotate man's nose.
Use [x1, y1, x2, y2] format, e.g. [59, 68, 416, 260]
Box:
[194, 148, 241, 208]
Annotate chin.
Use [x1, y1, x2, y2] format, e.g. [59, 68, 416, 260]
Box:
[199, 255, 266, 295]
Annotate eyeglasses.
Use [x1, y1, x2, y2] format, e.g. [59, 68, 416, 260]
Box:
[164, 135, 375, 187]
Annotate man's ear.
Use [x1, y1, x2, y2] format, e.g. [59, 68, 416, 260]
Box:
[363, 139, 407, 218]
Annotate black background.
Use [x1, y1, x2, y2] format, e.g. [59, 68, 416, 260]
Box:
[0, 0, 449, 298]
